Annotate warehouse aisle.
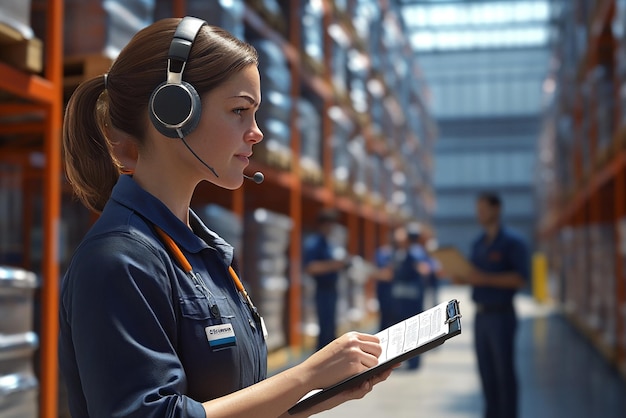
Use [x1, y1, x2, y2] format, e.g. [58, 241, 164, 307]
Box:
[308, 285, 626, 418]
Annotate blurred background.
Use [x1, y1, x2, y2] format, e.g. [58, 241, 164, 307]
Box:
[0, 0, 625, 417]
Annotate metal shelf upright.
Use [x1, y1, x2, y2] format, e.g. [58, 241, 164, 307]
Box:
[0, 0, 63, 416]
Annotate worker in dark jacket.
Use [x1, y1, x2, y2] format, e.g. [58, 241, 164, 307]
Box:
[453, 192, 529, 418]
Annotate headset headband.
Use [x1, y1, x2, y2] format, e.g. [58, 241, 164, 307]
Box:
[167, 16, 206, 81]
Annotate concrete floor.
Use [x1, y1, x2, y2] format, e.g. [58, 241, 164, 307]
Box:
[296, 285, 626, 418]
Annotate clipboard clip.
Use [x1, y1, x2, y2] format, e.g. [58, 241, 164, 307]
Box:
[445, 299, 462, 324]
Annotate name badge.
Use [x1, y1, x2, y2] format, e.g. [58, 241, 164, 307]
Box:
[205, 324, 236, 348]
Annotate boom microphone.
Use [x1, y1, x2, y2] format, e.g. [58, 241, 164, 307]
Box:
[180, 135, 263, 184]
[244, 172, 264, 184]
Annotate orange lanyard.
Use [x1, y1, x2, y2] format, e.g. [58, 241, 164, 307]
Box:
[153, 225, 260, 322]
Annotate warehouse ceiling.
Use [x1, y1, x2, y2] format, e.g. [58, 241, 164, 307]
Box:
[397, 0, 553, 52]
[393, 0, 555, 120]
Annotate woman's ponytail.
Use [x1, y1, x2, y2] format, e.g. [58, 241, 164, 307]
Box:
[62, 74, 120, 213]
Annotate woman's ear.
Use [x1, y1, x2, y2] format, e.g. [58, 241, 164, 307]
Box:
[108, 127, 138, 174]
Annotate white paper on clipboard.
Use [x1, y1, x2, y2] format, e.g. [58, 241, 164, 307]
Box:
[288, 300, 462, 415]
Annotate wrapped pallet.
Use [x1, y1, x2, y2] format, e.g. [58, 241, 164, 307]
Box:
[155, 0, 245, 40]
[300, 0, 324, 66]
[0, 266, 39, 418]
[195, 204, 243, 256]
[32, 0, 156, 58]
[248, 38, 293, 169]
[0, 0, 34, 39]
[297, 97, 323, 185]
[242, 209, 293, 352]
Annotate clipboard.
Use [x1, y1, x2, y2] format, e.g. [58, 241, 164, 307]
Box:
[288, 299, 462, 415]
[431, 246, 474, 279]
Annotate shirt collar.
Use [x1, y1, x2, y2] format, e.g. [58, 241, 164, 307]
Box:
[479, 224, 506, 247]
[109, 175, 233, 265]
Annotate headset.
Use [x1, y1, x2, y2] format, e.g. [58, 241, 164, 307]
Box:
[149, 16, 207, 139]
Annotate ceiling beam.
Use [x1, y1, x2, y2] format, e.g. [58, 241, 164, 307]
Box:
[404, 19, 549, 30]
[398, 0, 545, 4]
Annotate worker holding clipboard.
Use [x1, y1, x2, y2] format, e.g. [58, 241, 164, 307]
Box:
[434, 192, 529, 418]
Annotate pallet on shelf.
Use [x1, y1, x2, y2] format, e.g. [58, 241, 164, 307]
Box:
[0, 23, 42, 73]
[245, 0, 287, 37]
[62, 54, 113, 99]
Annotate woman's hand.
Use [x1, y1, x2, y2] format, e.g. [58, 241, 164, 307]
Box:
[283, 366, 395, 418]
[200, 332, 394, 418]
[297, 332, 382, 394]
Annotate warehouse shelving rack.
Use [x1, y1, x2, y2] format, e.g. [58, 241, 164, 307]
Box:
[539, 0, 626, 377]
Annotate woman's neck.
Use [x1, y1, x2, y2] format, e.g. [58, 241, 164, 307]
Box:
[132, 163, 195, 227]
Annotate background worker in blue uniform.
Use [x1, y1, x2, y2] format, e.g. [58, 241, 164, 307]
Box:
[418, 226, 443, 308]
[371, 225, 407, 332]
[453, 192, 529, 418]
[59, 17, 393, 418]
[303, 208, 351, 350]
[389, 223, 428, 370]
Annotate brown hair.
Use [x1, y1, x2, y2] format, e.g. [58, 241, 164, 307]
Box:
[63, 18, 258, 213]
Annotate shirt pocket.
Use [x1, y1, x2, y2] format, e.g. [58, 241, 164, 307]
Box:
[179, 295, 238, 352]
[179, 295, 235, 323]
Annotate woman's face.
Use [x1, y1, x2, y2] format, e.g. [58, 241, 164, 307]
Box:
[185, 64, 263, 189]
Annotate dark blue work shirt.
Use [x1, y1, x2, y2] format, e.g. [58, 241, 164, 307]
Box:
[302, 233, 338, 291]
[375, 245, 393, 268]
[59, 175, 267, 418]
[470, 226, 530, 306]
[375, 245, 394, 297]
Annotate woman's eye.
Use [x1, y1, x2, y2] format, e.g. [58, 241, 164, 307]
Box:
[233, 108, 246, 115]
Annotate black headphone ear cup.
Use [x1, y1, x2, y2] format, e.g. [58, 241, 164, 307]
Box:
[149, 80, 202, 138]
